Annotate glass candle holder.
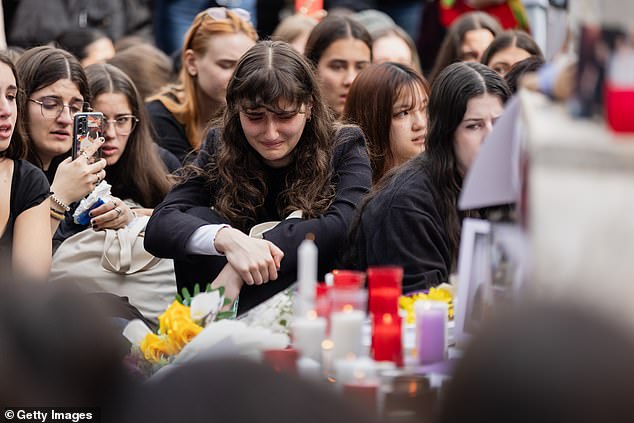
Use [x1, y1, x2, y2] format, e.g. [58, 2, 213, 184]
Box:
[262, 347, 299, 375]
[330, 270, 367, 313]
[367, 266, 403, 316]
[371, 313, 403, 367]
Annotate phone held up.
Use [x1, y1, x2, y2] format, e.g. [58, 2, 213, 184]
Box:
[72, 112, 104, 163]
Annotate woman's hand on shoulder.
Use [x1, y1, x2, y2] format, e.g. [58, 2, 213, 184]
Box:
[214, 227, 284, 286]
[51, 139, 107, 203]
[89, 196, 134, 230]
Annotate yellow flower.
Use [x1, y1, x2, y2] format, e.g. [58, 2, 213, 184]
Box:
[399, 287, 454, 324]
[140, 333, 174, 364]
[167, 319, 203, 352]
[159, 301, 192, 334]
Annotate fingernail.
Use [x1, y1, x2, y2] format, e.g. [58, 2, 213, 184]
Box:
[89, 211, 94, 217]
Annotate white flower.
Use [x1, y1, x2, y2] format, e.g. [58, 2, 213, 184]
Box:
[122, 319, 152, 346]
[190, 291, 223, 323]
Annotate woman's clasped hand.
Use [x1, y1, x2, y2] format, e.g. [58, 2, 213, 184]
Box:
[214, 226, 284, 286]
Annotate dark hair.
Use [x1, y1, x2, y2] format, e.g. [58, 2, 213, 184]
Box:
[16, 46, 90, 169]
[343, 62, 429, 183]
[429, 12, 502, 83]
[438, 301, 634, 423]
[481, 30, 544, 71]
[85, 63, 172, 207]
[107, 44, 174, 100]
[504, 55, 545, 94]
[0, 52, 26, 160]
[304, 15, 373, 67]
[371, 25, 422, 73]
[55, 28, 110, 62]
[425, 62, 510, 260]
[193, 40, 339, 232]
[346, 62, 510, 269]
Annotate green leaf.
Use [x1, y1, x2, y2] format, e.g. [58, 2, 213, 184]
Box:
[175, 293, 183, 304]
[217, 286, 225, 298]
[181, 287, 192, 306]
[216, 311, 236, 320]
[223, 297, 232, 306]
[206, 283, 212, 292]
[193, 284, 200, 296]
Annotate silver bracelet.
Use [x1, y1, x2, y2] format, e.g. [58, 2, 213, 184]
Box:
[49, 192, 71, 212]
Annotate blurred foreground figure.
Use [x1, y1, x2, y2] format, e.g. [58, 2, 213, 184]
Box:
[121, 357, 379, 423]
[0, 277, 130, 410]
[438, 301, 634, 423]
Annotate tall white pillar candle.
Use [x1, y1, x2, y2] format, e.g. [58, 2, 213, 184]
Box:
[297, 236, 318, 302]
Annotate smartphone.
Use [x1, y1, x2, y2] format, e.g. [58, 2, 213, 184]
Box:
[72, 112, 104, 162]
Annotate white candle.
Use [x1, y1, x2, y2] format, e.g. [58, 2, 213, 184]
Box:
[291, 313, 327, 362]
[334, 356, 358, 386]
[297, 236, 318, 302]
[297, 357, 322, 383]
[335, 355, 377, 387]
[331, 309, 365, 359]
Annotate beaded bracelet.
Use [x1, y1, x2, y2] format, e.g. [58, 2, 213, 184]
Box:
[49, 192, 71, 212]
[49, 207, 65, 221]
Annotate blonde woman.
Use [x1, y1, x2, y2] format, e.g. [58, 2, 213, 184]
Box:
[147, 7, 258, 163]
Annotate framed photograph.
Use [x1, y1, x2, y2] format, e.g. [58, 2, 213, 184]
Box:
[454, 219, 526, 348]
[454, 218, 491, 347]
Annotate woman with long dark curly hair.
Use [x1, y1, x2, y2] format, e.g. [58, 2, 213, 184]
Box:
[145, 41, 372, 313]
[346, 62, 510, 292]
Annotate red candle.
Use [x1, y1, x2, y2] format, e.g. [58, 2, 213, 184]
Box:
[371, 313, 403, 367]
[262, 348, 299, 375]
[315, 283, 331, 318]
[367, 267, 403, 316]
[330, 270, 367, 312]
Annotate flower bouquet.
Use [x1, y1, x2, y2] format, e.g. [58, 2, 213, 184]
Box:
[399, 284, 454, 325]
[123, 284, 289, 378]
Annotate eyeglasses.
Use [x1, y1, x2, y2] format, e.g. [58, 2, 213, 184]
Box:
[103, 115, 139, 135]
[29, 97, 88, 120]
[204, 7, 251, 23]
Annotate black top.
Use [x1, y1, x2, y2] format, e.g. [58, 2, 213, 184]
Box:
[350, 156, 451, 293]
[157, 145, 181, 173]
[144, 126, 372, 313]
[146, 99, 191, 164]
[52, 146, 179, 249]
[0, 159, 50, 264]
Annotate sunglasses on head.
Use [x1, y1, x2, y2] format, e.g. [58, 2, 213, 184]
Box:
[203, 7, 251, 23]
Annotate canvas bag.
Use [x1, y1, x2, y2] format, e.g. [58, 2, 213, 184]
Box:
[50, 216, 176, 323]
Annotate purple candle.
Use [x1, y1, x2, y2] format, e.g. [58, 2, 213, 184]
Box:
[415, 301, 448, 365]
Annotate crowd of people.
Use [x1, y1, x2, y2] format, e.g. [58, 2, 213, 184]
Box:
[2, 2, 549, 307]
[4, 1, 630, 421]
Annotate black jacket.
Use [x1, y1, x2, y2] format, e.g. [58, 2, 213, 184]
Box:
[144, 126, 371, 313]
[350, 155, 451, 292]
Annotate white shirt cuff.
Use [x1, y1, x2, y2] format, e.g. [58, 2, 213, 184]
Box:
[185, 224, 230, 256]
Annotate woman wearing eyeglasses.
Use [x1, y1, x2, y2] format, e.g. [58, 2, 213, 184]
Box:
[79, 63, 174, 231]
[147, 7, 258, 164]
[16, 46, 107, 235]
